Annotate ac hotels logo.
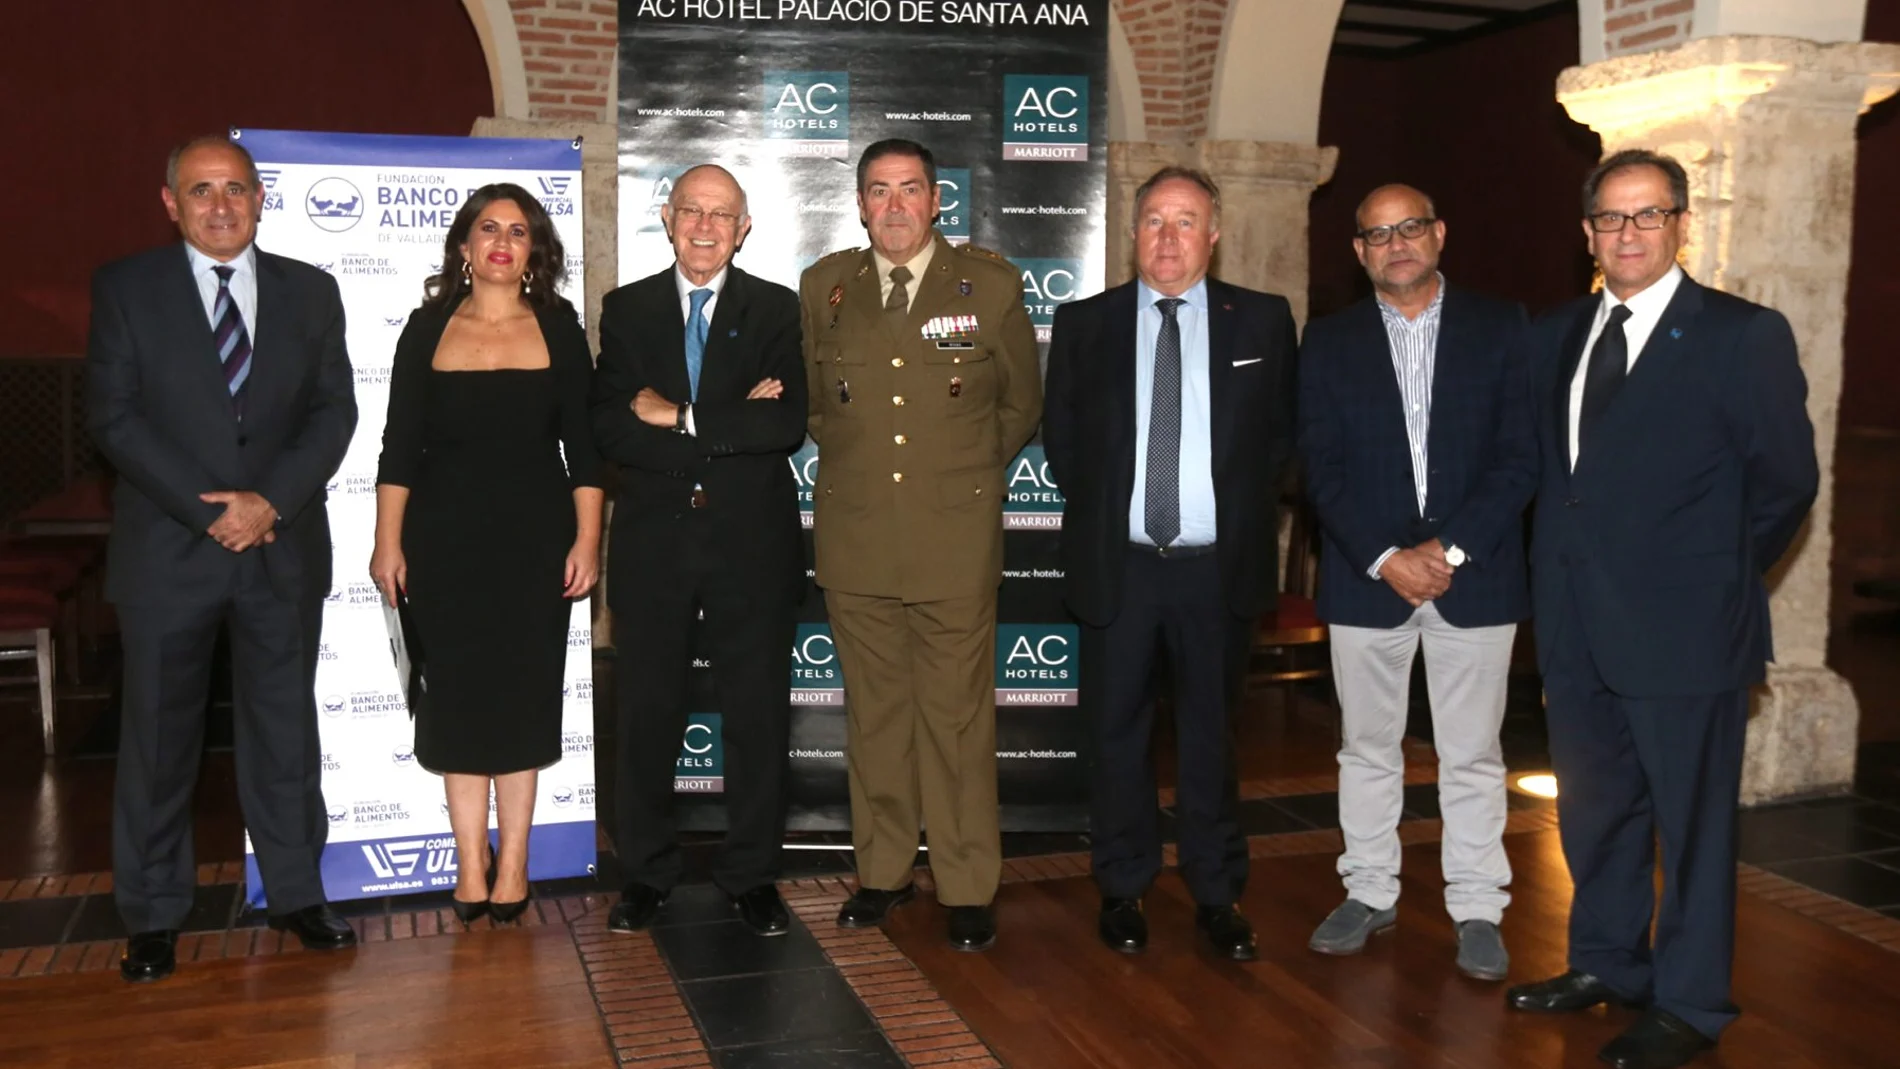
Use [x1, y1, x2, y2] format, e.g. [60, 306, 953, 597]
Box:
[764, 71, 850, 158]
[1003, 74, 1089, 161]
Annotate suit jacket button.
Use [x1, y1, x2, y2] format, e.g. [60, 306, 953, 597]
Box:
[237, 435, 248, 447]
[1565, 497, 1579, 507]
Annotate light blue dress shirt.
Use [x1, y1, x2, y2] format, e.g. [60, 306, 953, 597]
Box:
[185, 244, 258, 336]
[1129, 279, 1217, 548]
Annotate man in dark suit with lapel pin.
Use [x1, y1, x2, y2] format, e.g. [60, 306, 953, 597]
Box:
[1505, 149, 1818, 1069]
[87, 136, 360, 983]
[1043, 166, 1297, 961]
[1298, 184, 1535, 980]
[593, 164, 807, 937]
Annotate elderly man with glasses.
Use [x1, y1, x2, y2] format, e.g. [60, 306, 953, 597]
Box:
[1297, 183, 1536, 980]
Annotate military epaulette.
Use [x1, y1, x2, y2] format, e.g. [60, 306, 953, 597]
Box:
[814, 247, 863, 265]
[957, 243, 1008, 261]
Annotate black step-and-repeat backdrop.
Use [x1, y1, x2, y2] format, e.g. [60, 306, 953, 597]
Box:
[616, 0, 1108, 831]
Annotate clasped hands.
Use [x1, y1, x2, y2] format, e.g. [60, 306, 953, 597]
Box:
[633, 378, 784, 427]
[1378, 540, 1455, 608]
[201, 490, 277, 552]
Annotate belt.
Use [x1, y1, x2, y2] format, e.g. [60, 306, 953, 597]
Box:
[1129, 541, 1216, 560]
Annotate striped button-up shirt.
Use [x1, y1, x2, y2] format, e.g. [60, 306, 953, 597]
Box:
[1367, 275, 1445, 579]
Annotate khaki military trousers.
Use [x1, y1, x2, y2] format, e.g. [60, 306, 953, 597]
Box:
[825, 588, 1000, 907]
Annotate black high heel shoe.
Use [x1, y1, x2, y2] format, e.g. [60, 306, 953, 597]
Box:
[490, 892, 532, 925]
[451, 897, 490, 925]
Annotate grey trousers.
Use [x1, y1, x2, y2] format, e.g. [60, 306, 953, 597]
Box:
[1329, 602, 1515, 924]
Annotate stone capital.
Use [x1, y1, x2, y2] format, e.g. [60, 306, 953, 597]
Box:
[1195, 139, 1340, 190]
[1558, 36, 1900, 136]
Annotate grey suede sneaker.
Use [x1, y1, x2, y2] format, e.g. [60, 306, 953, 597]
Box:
[1308, 899, 1398, 955]
[1455, 920, 1509, 981]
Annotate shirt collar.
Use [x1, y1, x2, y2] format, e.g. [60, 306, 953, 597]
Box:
[186, 243, 257, 279]
[1137, 277, 1209, 313]
[1375, 273, 1445, 326]
[674, 263, 729, 302]
[873, 235, 938, 285]
[1602, 263, 1683, 319]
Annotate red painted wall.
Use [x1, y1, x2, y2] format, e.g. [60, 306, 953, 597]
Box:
[1845, 1, 1900, 431]
[0, 0, 492, 356]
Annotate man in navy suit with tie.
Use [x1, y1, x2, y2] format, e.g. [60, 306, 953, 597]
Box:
[592, 164, 808, 938]
[88, 136, 360, 983]
[1044, 167, 1297, 961]
[1505, 150, 1818, 1069]
[1298, 184, 1535, 980]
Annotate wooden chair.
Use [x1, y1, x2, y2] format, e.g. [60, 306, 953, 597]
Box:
[1250, 491, 1330, 704]
[0, 587, 59, 755]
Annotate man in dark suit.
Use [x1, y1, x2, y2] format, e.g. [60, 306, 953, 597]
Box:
[1505, 150, 1817, 1069]
[1298, 184, 1535, 980]
[1043, 166, 1296, 961]
[87, 136, 359, 983]
[593, 164, 807, 937]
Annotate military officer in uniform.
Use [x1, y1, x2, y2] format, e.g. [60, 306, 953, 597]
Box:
[799, 138, 1042, 951]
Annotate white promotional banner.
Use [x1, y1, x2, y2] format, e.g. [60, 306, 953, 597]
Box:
[237, 129, 593, 905]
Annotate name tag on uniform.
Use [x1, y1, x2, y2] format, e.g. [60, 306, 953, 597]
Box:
[935, 341, 976, 350]
[922, 314, 979, 340]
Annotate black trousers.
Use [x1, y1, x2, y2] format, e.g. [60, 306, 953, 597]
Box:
[113, 553, 328, 932]
[613, 532, 796, 895]
[1543, 589, 1746, 1041]
[1085, 548, 1252, 905]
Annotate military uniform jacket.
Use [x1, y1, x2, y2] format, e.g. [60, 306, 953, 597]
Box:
[799, 231, 1043, 602]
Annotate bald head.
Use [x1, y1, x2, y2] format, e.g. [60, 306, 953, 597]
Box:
[1354, 184, 1435, 232]
[1352, 183, 1445, 309]
[665, 163, 753, 286]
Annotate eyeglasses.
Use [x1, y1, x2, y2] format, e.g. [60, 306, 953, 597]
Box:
[671, 205, 743, 228]
[1356, 217, 1436, 246]
[1587, 207, 1682, 232]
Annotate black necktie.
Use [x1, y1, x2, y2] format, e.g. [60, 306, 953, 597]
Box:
[1144, 297, 1186, 548]
[1579, 304, 1632, 455]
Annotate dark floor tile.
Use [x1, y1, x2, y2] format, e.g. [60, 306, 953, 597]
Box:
[64, 893, 123, 943]
[1401, 783, 1441, 820]
[381, 888, 457, 915]
[327, 895, 392, 919]
[1268, 792, 1340, 829]
[1738, 827, 1850, 866]
[1235, 799, 1314, 838]
[1763, 856, 1900, 910]
[684, 967, 875, 1049]
[716, 1030, 908, 1069]
[655, 917, 829, 981]
[649, 882, 747, 928]
[0, 896, 79, 950]
[531, 873, 608, 899]
[1881, 905, 1900, 920]
[1862, 848, 1900, 873]
[1740, 805, 1900, 855]
[780, 850, 856, 880]
[181, 882, 237, 933]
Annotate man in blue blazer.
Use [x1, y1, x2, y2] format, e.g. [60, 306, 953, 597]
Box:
[1505, 150, 1817, 1069]
[1298, 184, 1535, 981]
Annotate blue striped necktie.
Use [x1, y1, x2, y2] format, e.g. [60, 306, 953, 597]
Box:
[211, 265, 252, 407]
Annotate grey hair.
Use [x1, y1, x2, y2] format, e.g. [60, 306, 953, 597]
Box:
[165, 135, 261, 192]
[1582, 148, 1690, 217]
[1132, 166, 1222, 230]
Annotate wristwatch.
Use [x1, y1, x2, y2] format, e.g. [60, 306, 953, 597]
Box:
[1443, 544, 1466, 568]
[674, 403, 688, 433]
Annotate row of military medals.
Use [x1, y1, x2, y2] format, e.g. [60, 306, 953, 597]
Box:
[828, 276, 979, 405]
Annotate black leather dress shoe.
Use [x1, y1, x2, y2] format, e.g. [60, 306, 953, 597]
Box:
[269, 904, 357, 950]
[732, 885, 791, 936]
[836, 884, 915, 928]
[121, 929, 178, 983]
[947, 905, 997, 952]
[1598, 1009, 1715, 1069]
[1195, 905, 1258, 961]
[607, 883, 669, 933]
[1507, 970, 1645, 1014]
[1098, 897, 1147, 953]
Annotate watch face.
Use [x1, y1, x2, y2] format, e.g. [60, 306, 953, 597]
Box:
[1445, 546, 1466, 567]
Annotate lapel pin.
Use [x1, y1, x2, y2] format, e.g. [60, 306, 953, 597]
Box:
[1670, 327, 1682, 339]
[958, 279, 972, 297]
[828, 285, 843, 306]
[948, 376, 963, 398]
[1223, 303, 1234, 311]
[728, 328, 738, 338]
[854, 264, 869, 278]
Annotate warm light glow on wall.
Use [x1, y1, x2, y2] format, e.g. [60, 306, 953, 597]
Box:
[1513, 773, 1559, 799]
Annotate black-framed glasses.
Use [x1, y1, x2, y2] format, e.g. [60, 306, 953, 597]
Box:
[1356, 217, 1436, 246]
[1587, 207, 1682, 232]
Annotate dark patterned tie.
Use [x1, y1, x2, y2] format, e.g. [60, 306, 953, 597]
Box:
[885, 265, 912, 318]
[1579, 304, 1632, 455]
[1145, 297, 1186, 548]
[211, 265, 252, 408]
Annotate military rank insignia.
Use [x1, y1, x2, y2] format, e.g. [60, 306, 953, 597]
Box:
[958, 279, 973, 297]
[948, 376, 963, 398]
[828, 285, 844, 307]
[922, 315, 978, 340]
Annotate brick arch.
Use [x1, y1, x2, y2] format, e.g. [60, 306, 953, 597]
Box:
[1112, 0, 1229, 140]
[501, 0, 619, 122]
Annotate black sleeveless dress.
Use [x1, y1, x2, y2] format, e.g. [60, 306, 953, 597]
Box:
[377, 300, 601, 774]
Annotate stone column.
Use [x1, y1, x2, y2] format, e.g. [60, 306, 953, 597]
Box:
[470, 116, 621, 645]
[1194, 140, 1338, 326]
[1557, 36, 1900, 803]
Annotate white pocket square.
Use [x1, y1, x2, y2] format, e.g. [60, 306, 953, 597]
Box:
[1231, 357, 1263, 367]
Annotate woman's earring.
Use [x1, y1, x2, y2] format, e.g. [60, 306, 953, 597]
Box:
[521, 269, 535, 289]
[461, 260, 473, 285]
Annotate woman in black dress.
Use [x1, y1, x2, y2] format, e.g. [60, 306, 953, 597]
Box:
[370, 184, 603, 924]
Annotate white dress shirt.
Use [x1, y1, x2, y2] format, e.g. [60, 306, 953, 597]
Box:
[186, 244, 258, 335]
[1369, 276, 1446, 579]
[1129, 279, 1217, 548]
[674, 263, 729, 437]
[872, 239, 937, 314]
[1568, 264, 1684, 469]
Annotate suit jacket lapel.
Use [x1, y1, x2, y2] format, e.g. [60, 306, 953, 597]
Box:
[645, 269, 690, 400]
[1423, 286, 1466, 509]
[167, 245, 236, 410]
[249, 250, 291, 419]
[700, 267, 746, 400]
[1583, 277, 1703, 466]
[1106, 282, 1140, 511]
[1554, 300, 1596, 475]
[1206, 279, 1236, 480]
